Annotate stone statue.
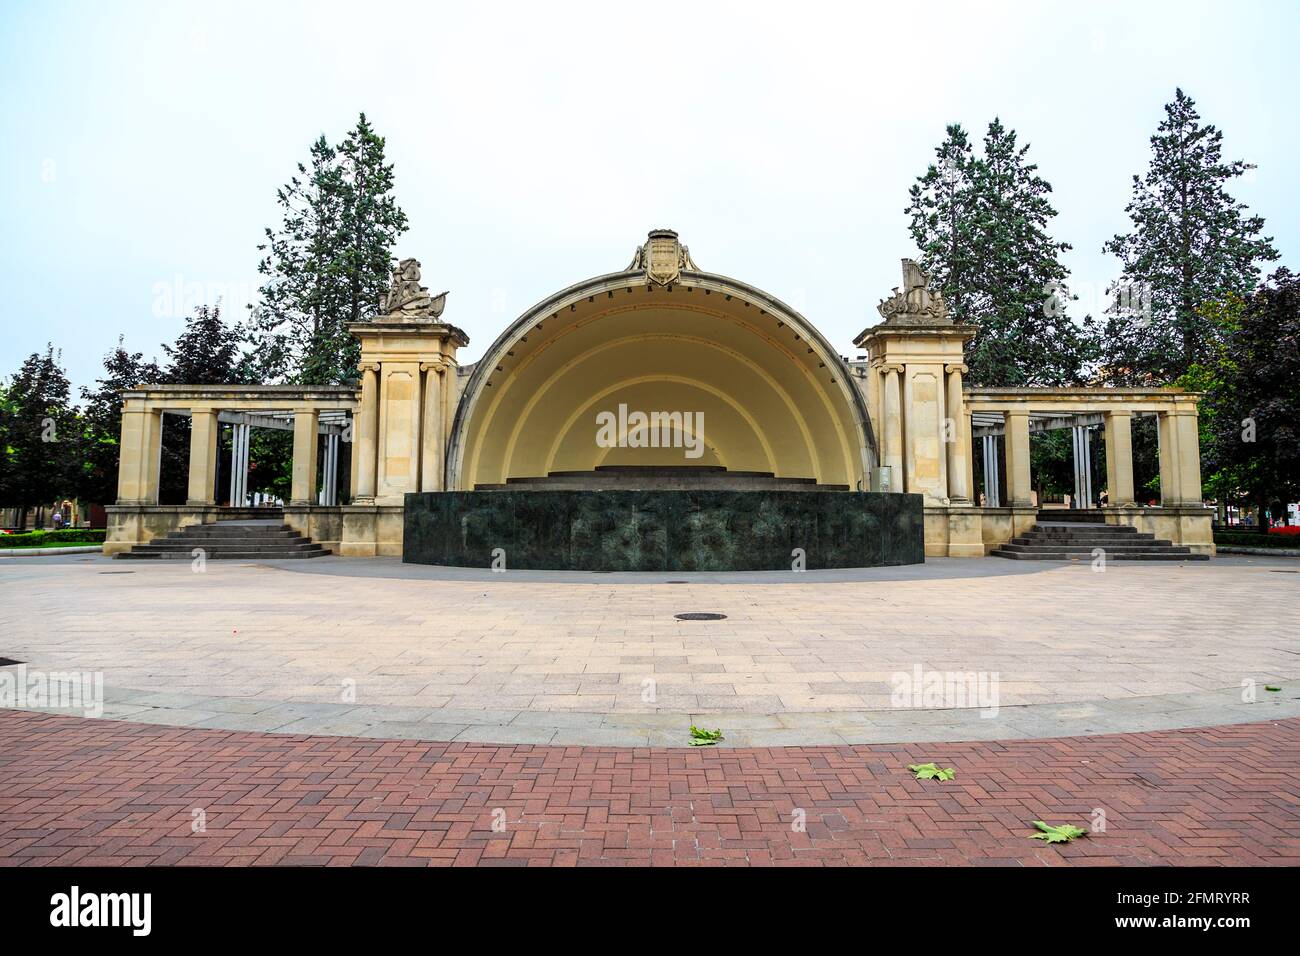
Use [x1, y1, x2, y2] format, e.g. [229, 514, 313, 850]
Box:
[381, 258, 447, 318]
[876, 258, 949, 325]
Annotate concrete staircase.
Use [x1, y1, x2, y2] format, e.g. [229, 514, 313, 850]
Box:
[115, 519, 330, 560]
[991, 515, 1208, 561]
[476, 465, 851, 492]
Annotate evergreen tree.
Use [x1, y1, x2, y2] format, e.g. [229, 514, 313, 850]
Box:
[161, 303, 244, 385]
[907, 124, 977, 324]
[251, 135, 346, 384]
[2, 347, 79, 527]
[252, 114, 408, 385]
[336, 114, 409, 332]
[0, 382, 14, 516]
[907, 119, 1097, 386]
[1102, 89, 1279, 384]
[157, 304, 244, 503]
[77, 337, 159, 506]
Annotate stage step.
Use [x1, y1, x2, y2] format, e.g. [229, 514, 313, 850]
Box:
[477, 465, 849, 492]
[115, 521, 330, 560]
[991, 521, 1208, 561]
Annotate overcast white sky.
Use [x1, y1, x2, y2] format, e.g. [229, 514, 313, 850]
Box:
[2, 0, 1296, 390]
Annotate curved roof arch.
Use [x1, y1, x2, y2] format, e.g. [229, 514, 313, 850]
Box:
[446, 243, 876, 491]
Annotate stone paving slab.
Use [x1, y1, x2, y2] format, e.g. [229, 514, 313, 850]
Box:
[0, 709, 1294, 867]
[5, 681, 1298, 746]
[2, 555, 1297, 745]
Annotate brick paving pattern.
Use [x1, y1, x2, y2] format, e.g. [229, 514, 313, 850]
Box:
[1, 710, 1296, 866]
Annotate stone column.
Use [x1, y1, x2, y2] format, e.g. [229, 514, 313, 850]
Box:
[1157, 411, 1183, 506]
[441, 356, 455, 446]
[319, 433, 339, 505]
[290, 409, 319, 506]
[1003, 410, 1032, 507]
[1071, 424, 1094, 509]
[982, 435, 1001, 507]
[421, 362, 444, 492]
[354, 365, 379, 502]
[944, 364, 970, 503]
[1160, 410, 1202, 506]
[881, 365, 903, 489]
[228, 422, 250, 508]
[116, 405, 162, 504]
[1103, 411, 1134, 507]
[186, 409, 219, 505]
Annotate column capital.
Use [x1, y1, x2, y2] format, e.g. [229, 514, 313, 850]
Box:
[420, 359, 450, 373]
[879, 363, 905, 375]
[358, 362, 380, 373]
[944, 363, 968, 375]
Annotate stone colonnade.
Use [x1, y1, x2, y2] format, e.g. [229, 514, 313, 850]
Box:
[105, 386, 358, 555]
[854, 260, 1211, 557]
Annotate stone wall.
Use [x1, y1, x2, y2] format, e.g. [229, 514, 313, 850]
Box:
[404, 490, 924, 571]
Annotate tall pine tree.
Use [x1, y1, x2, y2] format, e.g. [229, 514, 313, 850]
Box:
[907, 119, 1096, 386]
[252, 114, 408, 385]
[907, 124, 978, 324]
[1102, 89, 1278, 384]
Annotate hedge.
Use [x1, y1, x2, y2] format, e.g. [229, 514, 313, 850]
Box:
[0, 529, 107, 548]
[1214, 531, 1300, 550]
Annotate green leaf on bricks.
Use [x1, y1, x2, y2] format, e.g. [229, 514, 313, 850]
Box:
[1030, 821, 1088, 843]
[1265, 686, 1282, 692]
[908, 762, 956, 781]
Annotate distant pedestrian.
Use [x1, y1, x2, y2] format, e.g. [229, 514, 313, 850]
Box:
[52, 511, 64, 530]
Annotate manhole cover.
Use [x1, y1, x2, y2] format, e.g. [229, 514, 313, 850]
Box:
[1269, 569, 1298, 574]
[0, 658, 22, 667]
[675, 612, 727, 621]
[666, 580, 688, 584]
[99, 571, 134, 574]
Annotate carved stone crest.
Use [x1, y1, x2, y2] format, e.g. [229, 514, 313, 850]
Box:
[876, 258, 949, 325]
[381, 258, 448, 318]
[627, 229, 699, 285]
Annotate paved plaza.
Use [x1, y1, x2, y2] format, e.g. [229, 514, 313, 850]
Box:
[1, 553, 1297, 745]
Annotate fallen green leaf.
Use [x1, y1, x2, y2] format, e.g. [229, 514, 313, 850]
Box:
[1030, 821, 1088, 843]
[689, 725, 723, 745]
[908, 762, 956, 781]
[1265, 685, 1281, 692]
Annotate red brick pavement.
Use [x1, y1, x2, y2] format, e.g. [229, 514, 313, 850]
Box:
[0, 710, 1296, 866]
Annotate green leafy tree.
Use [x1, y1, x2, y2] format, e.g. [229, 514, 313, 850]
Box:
[1204, 269, 1300, 526]
[252, 114, 408, 385]
[77, 337, 160, 506]
[908, 119, 1097, 386]
[1102, 89, 1279, 384]
[2, 347, 80, 527]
